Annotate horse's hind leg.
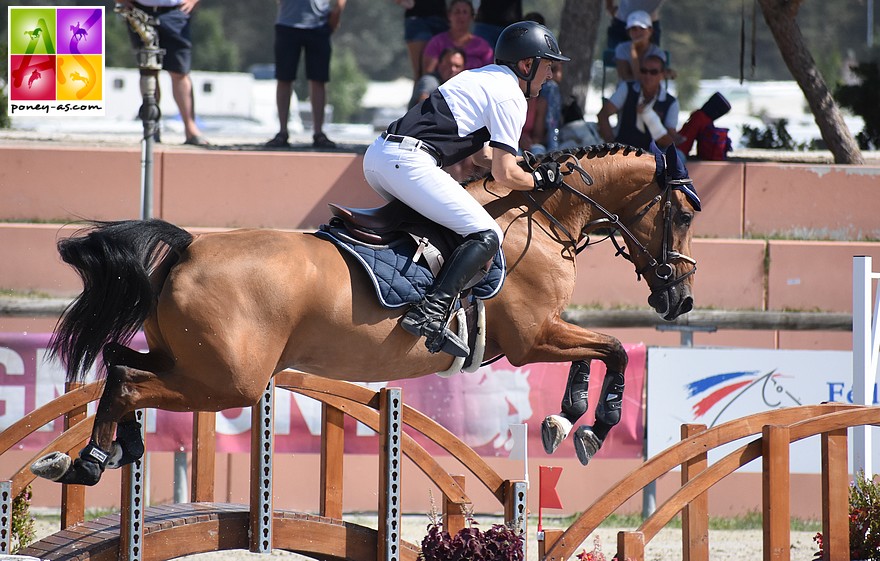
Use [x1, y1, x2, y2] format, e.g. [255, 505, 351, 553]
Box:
[31, 344, 174, 486]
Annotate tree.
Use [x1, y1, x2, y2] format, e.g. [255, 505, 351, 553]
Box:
[757, 0, 864, 164]
[558, 0, 601, 114]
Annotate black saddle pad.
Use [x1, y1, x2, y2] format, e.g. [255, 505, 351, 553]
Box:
[315, 225, 505, 309]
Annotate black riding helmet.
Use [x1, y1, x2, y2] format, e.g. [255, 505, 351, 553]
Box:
[494, 20, 570, 96]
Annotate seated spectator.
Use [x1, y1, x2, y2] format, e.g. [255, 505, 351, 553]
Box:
[422, 0, 493, 74]
[408, 46, 466, 108]
[597, 53, 680, 151]
[606, 0, 665, 49]
[614, 10, 666, 82]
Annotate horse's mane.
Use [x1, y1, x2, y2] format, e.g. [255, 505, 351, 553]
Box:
[458, 143, 652, 187]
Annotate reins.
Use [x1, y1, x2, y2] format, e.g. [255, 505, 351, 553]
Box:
[524, 151, 697, 291]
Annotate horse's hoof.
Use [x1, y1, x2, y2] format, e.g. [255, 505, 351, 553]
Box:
[30, 451, 72, 482]
[573, 426, 603, 466]
[541, 415, 573, 454]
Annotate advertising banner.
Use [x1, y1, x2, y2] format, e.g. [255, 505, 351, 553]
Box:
[646, 347, 878, 473]
[0, 333, 647, 460]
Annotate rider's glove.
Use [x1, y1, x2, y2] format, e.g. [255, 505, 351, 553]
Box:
[532, 161, 564, 191]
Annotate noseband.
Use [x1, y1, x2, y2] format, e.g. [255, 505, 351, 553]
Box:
[524, 154, 697, 293]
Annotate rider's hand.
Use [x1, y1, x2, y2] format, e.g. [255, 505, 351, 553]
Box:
[532, 161, 564, 191]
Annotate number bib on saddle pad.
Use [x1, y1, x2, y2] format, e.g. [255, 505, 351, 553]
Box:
[315, 225, 506, 309]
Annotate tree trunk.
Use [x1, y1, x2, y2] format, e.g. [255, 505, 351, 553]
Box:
[558, 0, 602, 114]
[757, 0, 864, 164]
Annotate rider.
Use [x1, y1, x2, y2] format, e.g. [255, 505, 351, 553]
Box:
[363, 21, 570, 357]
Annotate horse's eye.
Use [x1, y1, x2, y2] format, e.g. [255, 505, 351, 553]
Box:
[676, 212, 693, 227]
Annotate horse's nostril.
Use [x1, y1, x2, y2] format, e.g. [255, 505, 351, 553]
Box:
[680, 296, 693, 315]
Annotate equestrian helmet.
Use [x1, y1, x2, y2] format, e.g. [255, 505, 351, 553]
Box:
[494, 21, 570, 82]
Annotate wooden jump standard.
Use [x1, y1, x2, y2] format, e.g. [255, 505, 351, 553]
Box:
[1, 372, 526, 561]
[539, 403, 878, 561]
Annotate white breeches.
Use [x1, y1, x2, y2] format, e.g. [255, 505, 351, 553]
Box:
[362, 136, 504, 241]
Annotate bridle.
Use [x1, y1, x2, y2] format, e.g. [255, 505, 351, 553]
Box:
[523, 153, 697, 293]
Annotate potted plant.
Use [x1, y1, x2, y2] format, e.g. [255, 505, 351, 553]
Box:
[418, 509, 524, 561]
[813, 471, 880, 561]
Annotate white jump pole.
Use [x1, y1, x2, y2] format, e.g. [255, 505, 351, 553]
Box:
[852, 256, 880, 478]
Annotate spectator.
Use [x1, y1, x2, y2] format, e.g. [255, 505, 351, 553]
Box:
[409, 46, 466, 108]
[123, 0, 208, 146]
[613, 10, 666, 83]
[395, 0, 448, 80]
[473, 0, 522, 48]
[422, 0, 493, 75]
[362, 21, 569, 357]
[266, 0, 346, 149]
[597, 53, 680, 151]
[605, 0, 665, 49]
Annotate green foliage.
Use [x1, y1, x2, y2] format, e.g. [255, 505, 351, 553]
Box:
[11, 486, 36, 553]
[741, 119, 809, 150]
[0, 41, 9, 128]
[814, 472, 880, 561]
[849, 472, 880, 560]
[835, 54, 880, 150]
[327, 48, 368, 123]
[191, 7, 240, 72]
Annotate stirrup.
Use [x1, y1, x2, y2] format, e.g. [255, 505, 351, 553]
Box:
[401, 310, 470, 358]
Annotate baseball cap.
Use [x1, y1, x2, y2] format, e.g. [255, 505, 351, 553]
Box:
[626, 10, 652, 29]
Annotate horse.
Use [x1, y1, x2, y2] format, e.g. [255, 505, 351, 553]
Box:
[31, 143, 700, 486]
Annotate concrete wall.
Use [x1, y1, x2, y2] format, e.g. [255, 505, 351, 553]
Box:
[2, 145, 878, 517]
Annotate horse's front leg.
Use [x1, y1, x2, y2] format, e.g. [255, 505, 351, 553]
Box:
[506, 317, 628, 466]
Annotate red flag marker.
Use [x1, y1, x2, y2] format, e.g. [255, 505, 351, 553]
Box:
[538, 465, 563, 531]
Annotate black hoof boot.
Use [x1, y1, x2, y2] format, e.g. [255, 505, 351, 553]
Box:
[107, 420, 145, 469]
[57, 457, 105, 486]
[58, 442, 110, 485]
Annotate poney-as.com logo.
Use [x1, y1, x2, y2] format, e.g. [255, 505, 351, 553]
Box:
[7, 6, 105, 116]
[686, 369, 802, 427]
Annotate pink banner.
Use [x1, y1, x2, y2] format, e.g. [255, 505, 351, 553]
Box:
[0, 333, 645, 460]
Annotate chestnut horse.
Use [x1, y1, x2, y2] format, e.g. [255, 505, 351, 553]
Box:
[32, 143, 700, 486]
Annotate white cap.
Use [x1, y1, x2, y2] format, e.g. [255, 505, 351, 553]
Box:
[626, 10, 652, 29]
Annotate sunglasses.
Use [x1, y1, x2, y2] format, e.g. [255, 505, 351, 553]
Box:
[640, 68, 662, 75]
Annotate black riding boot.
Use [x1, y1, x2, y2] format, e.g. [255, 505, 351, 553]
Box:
[401, 229, 499, 357]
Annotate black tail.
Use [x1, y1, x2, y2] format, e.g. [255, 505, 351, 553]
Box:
[49, 219, 193, 383]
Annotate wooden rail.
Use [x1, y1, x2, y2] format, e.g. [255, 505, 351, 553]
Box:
[541, 404, 878, 561]
[3, 371, 524, 560]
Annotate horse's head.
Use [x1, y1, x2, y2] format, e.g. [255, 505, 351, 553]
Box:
[635, 143, 700, 320]
[529, 143, 700, 321]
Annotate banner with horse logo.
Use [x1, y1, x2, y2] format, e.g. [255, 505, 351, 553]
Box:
[0, 333, 646, 460]
[646, 347, 879, 473]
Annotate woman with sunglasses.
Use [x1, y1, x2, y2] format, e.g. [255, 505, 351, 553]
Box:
[597, 53, 680, 151]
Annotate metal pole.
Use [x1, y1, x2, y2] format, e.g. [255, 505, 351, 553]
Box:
[869, 0, 875, 48]
[115, 3, 164, 221]
[173, 450, 188, 503]
[852, 256, 876, 478]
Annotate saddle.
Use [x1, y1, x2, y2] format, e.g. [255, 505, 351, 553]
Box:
[316, 200, 506, 372]
[327, 199, 460, 273]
